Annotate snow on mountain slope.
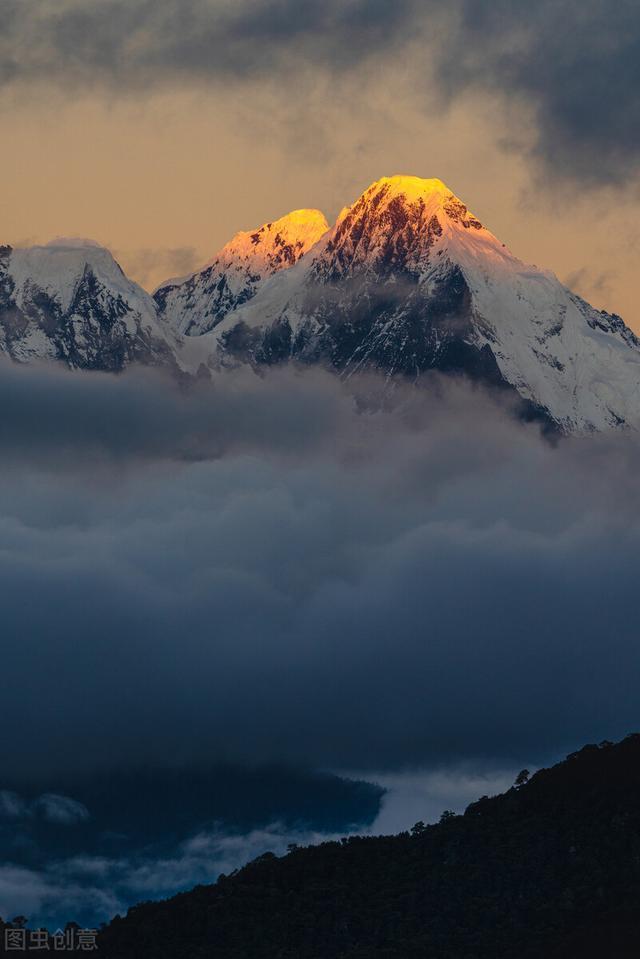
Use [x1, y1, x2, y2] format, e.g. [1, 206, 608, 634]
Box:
[154, 209, 329, 337]
[4, 180, 640, 432]
[0, 240, 180, 371]
[200, 176, 640, 432]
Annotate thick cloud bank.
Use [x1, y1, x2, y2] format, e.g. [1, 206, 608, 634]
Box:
[1, 360, 639, 781]
[2, 358, 640, 926]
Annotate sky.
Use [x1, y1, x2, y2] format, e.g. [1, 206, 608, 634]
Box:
[2, 0, 640, 324]
[3, 0, 640, 931]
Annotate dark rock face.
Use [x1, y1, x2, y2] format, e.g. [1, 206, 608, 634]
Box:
[220, 259, 508, 391]
[154, 265, 260, 338]
[298, 266, 483, 377]
[0, 246, 24, 343]
[314, 188, 443, 282]
[56, 269, 174, 372]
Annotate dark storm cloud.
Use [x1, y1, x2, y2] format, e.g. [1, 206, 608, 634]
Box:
[439, 0, 640, 186]
[0, 0, 418, 89]
[2, 1, 640, 185]
[1, 359, 640, 782]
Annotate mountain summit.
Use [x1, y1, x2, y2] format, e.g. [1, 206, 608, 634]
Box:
[154, 208, 329, 336]
[310, 174, 489, 281]
[192, 175, 640, 432]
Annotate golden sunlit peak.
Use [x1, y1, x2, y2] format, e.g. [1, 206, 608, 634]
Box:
[368, 175, 452, 200]
[339, 174, 486, 233]
[206, 207, 330, 275]
[279, 209, 329, 228]
[227, 208, 329, 250]
[335, 175, 459, 228]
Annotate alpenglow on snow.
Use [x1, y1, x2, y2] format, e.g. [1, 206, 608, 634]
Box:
[2, 177, 640, 432]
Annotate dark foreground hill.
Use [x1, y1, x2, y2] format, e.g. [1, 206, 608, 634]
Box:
[90, 735, 640, 959]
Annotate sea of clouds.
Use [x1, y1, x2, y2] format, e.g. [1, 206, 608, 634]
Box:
[1, 358, 639, 925]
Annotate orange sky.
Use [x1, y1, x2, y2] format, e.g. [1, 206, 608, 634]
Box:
[3, 75, 639, 328]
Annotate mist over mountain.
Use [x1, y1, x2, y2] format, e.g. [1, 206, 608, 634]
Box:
[91, 735, 640, 959]
[0, 764, 382, 931]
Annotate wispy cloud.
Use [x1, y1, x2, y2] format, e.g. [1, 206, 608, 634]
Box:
[0, 791, 89, 824]
[112, 246, 203, 292]
[0, 823, 356, 928]
[33, 796, 90, 827]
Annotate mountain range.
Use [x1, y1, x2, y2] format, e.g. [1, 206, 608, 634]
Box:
[3, 175, 640, 432]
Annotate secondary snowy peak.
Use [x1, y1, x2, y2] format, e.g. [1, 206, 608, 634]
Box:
[8, 241, 143, 315]
[0, 242, 178, 371]
[203, 175, 640, 433]
[155, 208, 329, 336]
[211, 208, 330, 275]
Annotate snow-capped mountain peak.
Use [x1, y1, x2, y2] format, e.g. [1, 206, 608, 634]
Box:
[9, 241, 133, 315]
[4, 175, 640, 433]
[155, 208, 329, 336]
[335, 175, 483, 230]
[335, 175, 468, 223]
[215, 208, 330, 271]
[319, 174, 496, 280]
[200, 175, 640, 433]
[0, 241, 178, 370]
